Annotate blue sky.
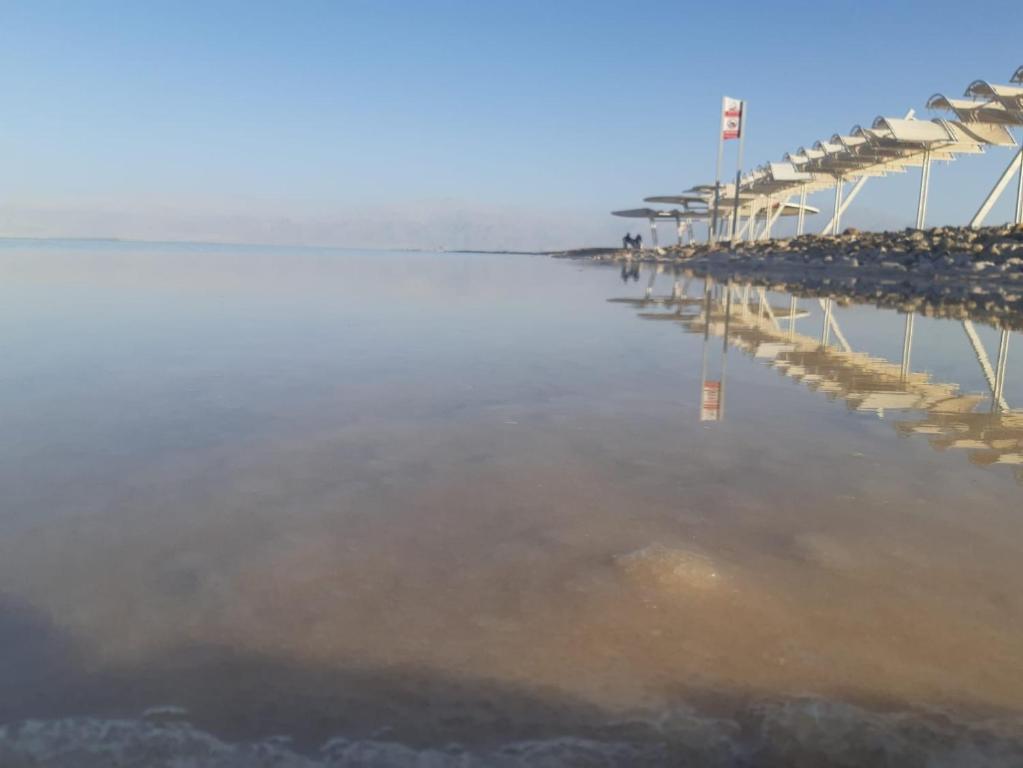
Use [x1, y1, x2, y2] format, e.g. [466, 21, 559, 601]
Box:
[0, 0, 1021, 248]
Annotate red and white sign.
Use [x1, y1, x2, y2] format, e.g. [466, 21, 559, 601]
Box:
[700, 380, 722, 421]
[721, 96, 743, 141]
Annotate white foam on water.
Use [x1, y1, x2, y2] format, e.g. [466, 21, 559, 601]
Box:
[3, 698, 1022, 767]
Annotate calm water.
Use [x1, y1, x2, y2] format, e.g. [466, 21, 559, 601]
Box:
[2, 240, 1023, 764]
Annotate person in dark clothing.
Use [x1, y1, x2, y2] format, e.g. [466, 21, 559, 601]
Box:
[622, 233, 632, 250]
[634, 233, 643, 250]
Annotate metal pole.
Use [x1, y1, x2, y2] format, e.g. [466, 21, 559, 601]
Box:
[971, 147, 1023, 228]
[820, 176, 867, 236]
[648, 218, 658, 249]
[834, 180, 845, 234]
[788, 296, 798, 341]
[796, 184, 807, 236]
[827, 180, 843, 235]
[1016, 151, 1023, 225]
[730, 103, 747, 243]
[711, 99, 725, 244]
[916, 149, 931, 230]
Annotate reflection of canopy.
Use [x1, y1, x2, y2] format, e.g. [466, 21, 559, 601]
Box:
[613, 276, 1021, 480]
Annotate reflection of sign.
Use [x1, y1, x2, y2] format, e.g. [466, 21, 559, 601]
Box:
[701, 380, 722, 421]
[721, 96, 743, 140]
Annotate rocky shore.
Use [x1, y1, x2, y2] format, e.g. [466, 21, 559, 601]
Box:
[558, 224, 1023, 330]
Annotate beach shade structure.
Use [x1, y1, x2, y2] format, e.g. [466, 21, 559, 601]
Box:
[867, 116, 984, 229]
[964, 80, 1023, 111]
[932, 69, 1023, 226]
[613, 65, 1023, 243]
[733, 161, 817, 239]
[926, 94, 1021, 127]
[780, 116, 987, 233]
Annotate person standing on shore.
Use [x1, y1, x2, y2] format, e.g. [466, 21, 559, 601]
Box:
[622, 233, 632, 250]
[635, 233, 643, 250]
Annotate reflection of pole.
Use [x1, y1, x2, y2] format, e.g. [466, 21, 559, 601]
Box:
[720, 282, 731, 420]
[962, 320, 1010, 412]
[821, 298, 833, 346]
[703, 278, 713, 340]
[645, 267, 656, 298]
[789, 295, 798, 341]
[993, 329, 1011, 408]
[901, 313, 915, 379]
[700, 278, 712, 412]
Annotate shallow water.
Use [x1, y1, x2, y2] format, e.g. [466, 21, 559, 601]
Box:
[1, 241, 1022, 764]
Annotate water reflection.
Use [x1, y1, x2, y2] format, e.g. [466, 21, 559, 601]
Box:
[2, 244, 1023, 764]
[611, 267, 1022, 483]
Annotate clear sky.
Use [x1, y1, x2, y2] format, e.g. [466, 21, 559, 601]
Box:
[1, 0, 1022, 249]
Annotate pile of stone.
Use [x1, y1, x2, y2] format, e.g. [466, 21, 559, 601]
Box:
[594, 223, 1023, 282]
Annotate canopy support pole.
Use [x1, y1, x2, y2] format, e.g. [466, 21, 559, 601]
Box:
[762, 196, 790, 241]
[736, 202, 754, 241]
[831, 181, 844, 235]
[648, 218, 658, 249]
[971, 147, 1023, 228]
[821, 176, 868, 235]
[916, 149, 932, 230]
[1016, 151, 1023, 225]
[796, 184, 808, 236]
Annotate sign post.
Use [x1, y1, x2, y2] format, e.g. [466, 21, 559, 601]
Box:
[712, 97, 743, 244]
[730, 104, 747, 243]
